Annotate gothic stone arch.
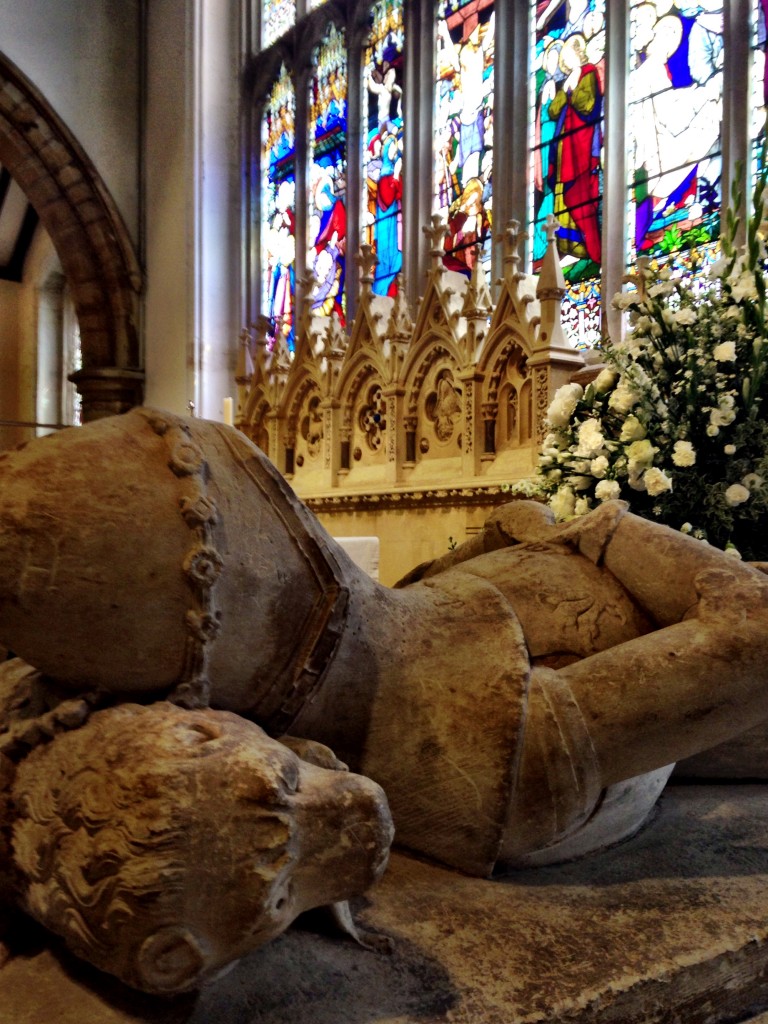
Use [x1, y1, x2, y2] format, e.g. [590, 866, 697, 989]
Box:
[0, 52, 143, 420]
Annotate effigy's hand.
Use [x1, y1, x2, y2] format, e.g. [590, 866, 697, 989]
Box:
[545, 500, 629, 565]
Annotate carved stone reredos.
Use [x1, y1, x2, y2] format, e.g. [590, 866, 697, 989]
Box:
[0, 409, 356, 723]
[9, 700, 393, 995]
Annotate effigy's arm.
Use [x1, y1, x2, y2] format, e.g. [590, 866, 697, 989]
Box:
[544, 505, 768, 785]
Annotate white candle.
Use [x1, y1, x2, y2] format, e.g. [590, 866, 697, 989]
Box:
[223, 397, 234, 427]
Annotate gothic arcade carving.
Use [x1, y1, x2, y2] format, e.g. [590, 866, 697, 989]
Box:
[238, 218, 584, 498]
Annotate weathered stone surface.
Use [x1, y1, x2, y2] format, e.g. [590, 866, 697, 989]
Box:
[1, 785, 768, 1023]
[3, 698, 393, 995]
[3, 410, 768, 994]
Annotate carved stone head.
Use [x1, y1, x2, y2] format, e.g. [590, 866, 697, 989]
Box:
[10, 702, 393, 994]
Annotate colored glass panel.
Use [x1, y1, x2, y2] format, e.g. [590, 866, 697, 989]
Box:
[752, 0, 768, 181]
[530, 0, 606, 350]
[434, 0, 495, 278]
[262, 0, 295, 47]
[309, 24, 348, 324]
[262, 66, 297, 349]
[627, 0, 723, 267]
[362, 0, 405, 298]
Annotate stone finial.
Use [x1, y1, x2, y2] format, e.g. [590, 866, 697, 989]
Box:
[462, 247, 493, 318]
[357, 243, 377, 291]
[236, 327, 255, 384]
[423, 215, 449, 270]
[386, 275, 414, 340]
[536, 215, 566, 299]
[499, 219, 526, 284]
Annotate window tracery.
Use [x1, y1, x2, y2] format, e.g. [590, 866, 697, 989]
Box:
[250, 0, 754, 355]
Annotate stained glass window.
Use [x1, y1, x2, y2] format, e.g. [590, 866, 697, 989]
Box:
[262, 0, 295, 48]
[627, 0, 723, 274]
[752, 0, 768, 181]
[309, 25, 348, 324]
[530, 0, 605, 350]
[434, 0, 495, 278]
[362, 0, 405, 298]
[262, 65, 297, 350]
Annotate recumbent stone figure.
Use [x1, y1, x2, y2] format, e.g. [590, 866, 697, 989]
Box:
[0, 408, 766, 993]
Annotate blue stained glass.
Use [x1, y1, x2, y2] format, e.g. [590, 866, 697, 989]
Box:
[309, 25, 348, 324]
[434, 0, 495, 278]
[262, 66, 296, 350]
[627, 0, 723, 266]
[363, 0, 405, 298]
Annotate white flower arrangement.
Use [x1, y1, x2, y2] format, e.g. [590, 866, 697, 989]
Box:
[518, 165, 768, 562]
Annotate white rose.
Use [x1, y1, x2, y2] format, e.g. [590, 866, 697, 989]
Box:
[672, 440, 696, 467]
[546, 383, 583, 428]
[644, 467, 673, 496]
[724, 483, 750, 506]
[619, 415, 646, 442]
[595, 479, 621, 502]
[590, 455, 609, 478]
[742, 473, 764, 490]
[550, 485, 577, 521]
[713, 341, 736, 362]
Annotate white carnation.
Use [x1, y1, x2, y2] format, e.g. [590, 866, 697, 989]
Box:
[644, 467, 673, 496]
[550, 485, 577, 521]
[547, 383, 583, 428]
[590, 455, 609, 478]
[673, 307, 697, 325]
[672, 440, 696, 467]
[593, 368, 618, 393]
[619, 415, 646, 442]
[724, 483, 750, 507]
[608, 381, 639, 414]
[713, 341, 736, 361]
[594, 479, 621, 502]
[574, 418, 605, 457]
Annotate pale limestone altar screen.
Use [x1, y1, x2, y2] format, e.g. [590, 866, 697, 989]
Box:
[236, 220, 585, 583]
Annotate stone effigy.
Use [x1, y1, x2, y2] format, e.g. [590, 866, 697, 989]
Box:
[1, 408, 768, 992]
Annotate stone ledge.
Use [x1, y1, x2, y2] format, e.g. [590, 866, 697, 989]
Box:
[2, 784, 768, 1023]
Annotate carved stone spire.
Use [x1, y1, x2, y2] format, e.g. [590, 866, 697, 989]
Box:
[356, 242, 377, 295]
[535, 213, 567, 351]
[386, 275, 414, 341]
